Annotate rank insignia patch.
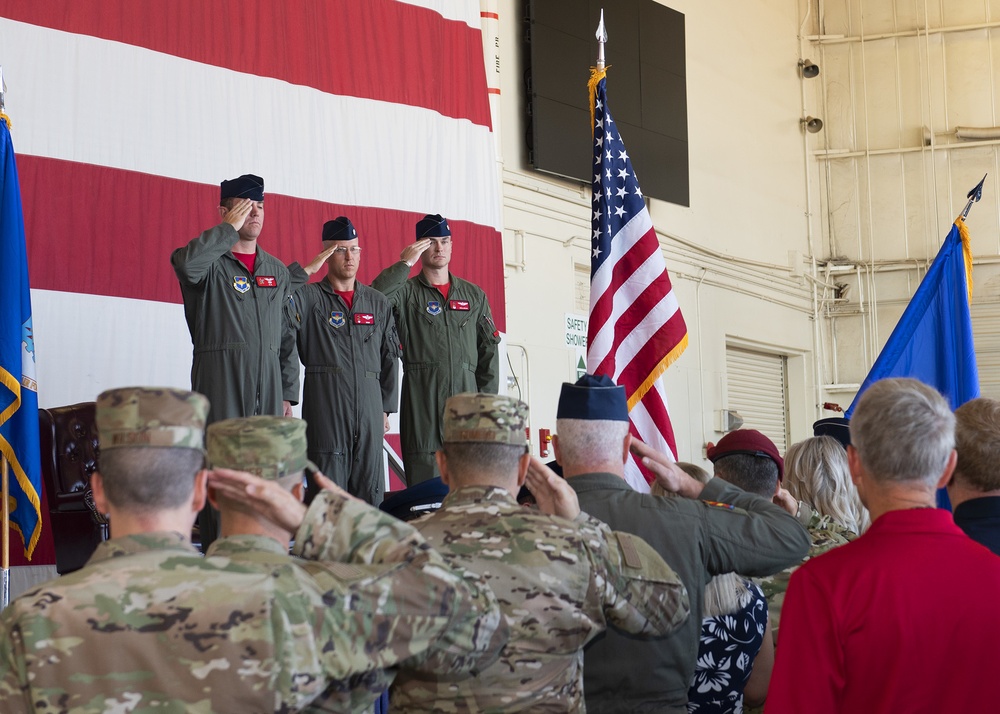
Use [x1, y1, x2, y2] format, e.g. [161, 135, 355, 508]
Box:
[329, 311, 346, 328]
[233, 276, 250, 294]
[354, 313, 375, 325]
[426, 300, 442, 316]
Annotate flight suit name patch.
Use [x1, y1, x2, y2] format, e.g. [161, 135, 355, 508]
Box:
[233, 276, 250, 294]
[329, 311, 346, 328]
[426, 300, 442, 316]
[354, 313, 374, 325]
[256, 276, 277, 288]
[449, 300, 470, 311]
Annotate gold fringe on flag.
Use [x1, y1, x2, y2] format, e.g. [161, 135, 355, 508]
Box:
[588, 66, 607, 137]
[955, 216, 974, 303]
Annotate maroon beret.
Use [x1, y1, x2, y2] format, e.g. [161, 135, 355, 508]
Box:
[707, 429, 784, 480]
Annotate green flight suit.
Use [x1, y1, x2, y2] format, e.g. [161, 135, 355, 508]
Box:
[171, 223, 306, 547]
[290, 279, 400, 505]
[371, 262, 500, 484]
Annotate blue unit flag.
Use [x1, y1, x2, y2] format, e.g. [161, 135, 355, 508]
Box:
[0, 119, 42, 559]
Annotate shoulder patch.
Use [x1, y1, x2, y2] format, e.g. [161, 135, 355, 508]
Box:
[701, 500, 736, 511]
[616, 531, 643, 569]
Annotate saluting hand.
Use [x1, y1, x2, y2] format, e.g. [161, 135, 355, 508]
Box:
[525, 456, 580, 520]
[221, 198, 253, 232]
[400, 238, 433, 266]
[303, 244, 339, 276]
[208, 467, 307, 532]
[630, 439, 705, 499]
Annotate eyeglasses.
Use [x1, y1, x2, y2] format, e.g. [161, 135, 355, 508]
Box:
[331, 246, 362, 256]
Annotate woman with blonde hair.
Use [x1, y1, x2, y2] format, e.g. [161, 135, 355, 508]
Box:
[783, 436, 870, 534]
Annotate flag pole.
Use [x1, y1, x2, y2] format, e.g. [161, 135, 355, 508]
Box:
[596, 10, 607, 71]
[2, 456, 10, 610]
[961, 174, 987, 220]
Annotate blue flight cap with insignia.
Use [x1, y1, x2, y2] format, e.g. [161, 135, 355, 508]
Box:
[380, 478, 450, 522]
[416, 213, 450, 238]
[557, 373, 630, 422]
[813, 417, 850, 448]
[220, 174, 264, 202]
[322, 216, 358, 242]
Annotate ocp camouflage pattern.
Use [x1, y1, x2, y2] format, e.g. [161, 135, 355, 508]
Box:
[97, 386, 209, 450]
[443, 393, 528, 446]
[0, 489, 508, 713]
[391, 485, 690, 713]
[207, 415, 311, 480]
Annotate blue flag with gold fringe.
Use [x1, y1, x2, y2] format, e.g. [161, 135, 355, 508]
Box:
[0, 118, 42, 559]
[846, 218, 979, 417]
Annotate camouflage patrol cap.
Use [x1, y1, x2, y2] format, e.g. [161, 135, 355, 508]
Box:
[207, 416, 315, 480]
[443, 393, 529, 447]
[96, 387, 209, 451]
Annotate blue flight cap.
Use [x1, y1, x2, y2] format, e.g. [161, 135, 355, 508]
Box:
[416, 213, 450, 238]
[220, 174, 264, 202]
[557, 374, 629, 422]
[322, 216, 358, 242]
[813, 417, 850, 448]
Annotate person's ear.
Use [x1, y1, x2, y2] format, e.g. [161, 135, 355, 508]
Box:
[937, 449, 958, 490]
[192, 469, 209, 512]
[91, 471, 109, 514]
[846, 445, 863, 486]
[515, 451, 531, 488]
[436, 450, 451, 488]
[552, 434, 562, 466]
[622, 432, 632, 465]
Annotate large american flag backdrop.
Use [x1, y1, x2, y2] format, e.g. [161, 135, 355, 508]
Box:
[0, 1, 503, 563]
[588, 69, 688, 491]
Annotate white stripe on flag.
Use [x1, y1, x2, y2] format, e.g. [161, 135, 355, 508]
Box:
[609, 290, 682, 382]
[0, 18, 501, 230]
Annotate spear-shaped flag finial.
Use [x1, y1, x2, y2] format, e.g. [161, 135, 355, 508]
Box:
[596, 10, 607, 71]
[962, 174, 987, 219]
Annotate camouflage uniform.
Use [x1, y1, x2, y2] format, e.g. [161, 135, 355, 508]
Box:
[204, 415, 508, 713]
[756, 504, 857, 643]
[0, 390, 507, 713]
[371, 261, 500, 484]
[390, 393, 690, 713]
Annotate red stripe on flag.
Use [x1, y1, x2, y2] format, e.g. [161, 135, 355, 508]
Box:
[588, 230, 658, 357]
[633, 386, 678, 463]
[1, 0, 492, 128]
[18, 156, 506, 331]
[618, 310, 689, 398]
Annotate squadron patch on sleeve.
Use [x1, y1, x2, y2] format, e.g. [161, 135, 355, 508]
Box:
[701, 500, 736, 511]
[233, 276, 250, 294]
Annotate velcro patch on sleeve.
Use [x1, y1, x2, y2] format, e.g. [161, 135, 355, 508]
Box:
[616, 531, 643, 569]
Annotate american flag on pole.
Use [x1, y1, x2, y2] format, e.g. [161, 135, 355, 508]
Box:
[588, 68, 688, 490]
